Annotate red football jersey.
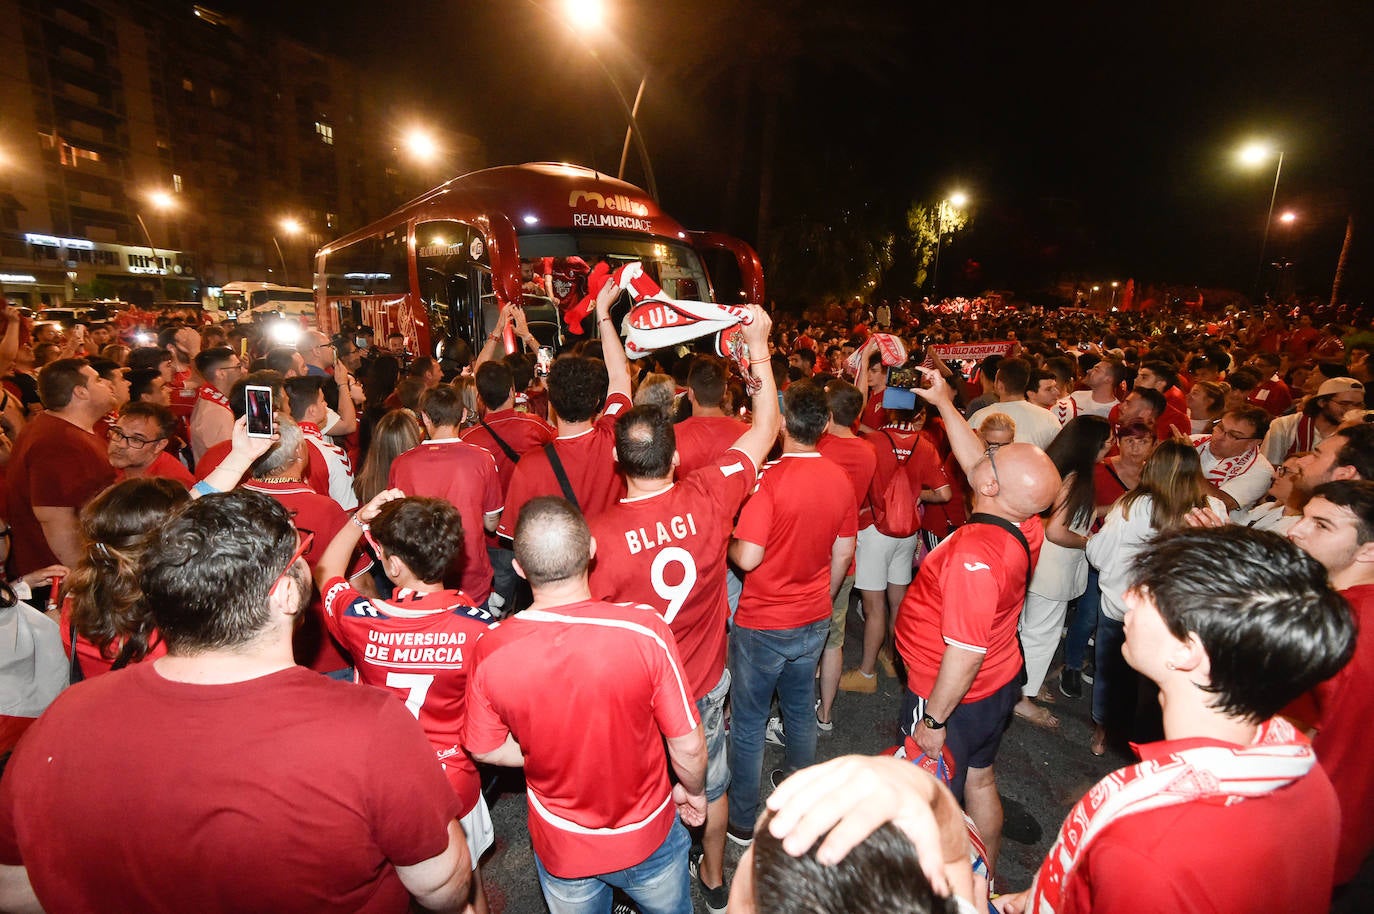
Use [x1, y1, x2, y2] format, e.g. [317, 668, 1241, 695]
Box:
[588, 449, 758, 700]
[673, 415, 750, 478]
[388, 439, 504, 605]
[498, 392, 631, 537]
[895, 516, 1044, 701]
[460, 408, 556, 494]
[322, 578, 495, 816]
[733, 453, 859, 630]
[863, 426, 950, 533]
[816, 433, 878, 511]
[464, 599, 698, 879]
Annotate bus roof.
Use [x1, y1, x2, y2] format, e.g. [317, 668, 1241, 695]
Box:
[320, 163, 692, 255]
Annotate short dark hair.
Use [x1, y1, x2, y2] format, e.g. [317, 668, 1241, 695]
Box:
[823, 379, 864, 427]
[1224, 406, 1271, 441]
[995, 357, 1033, 396]
[1129, 386, 1167, 419]
[783, 380, 829, 446]
[687, 356, 728, 408]
[1312, 480, 1374, 543]
[263, 346, 299, 376]
[548, 356, 609, 423]
[1226, 367, 1262, 393]
[126, 346, 172, 372]
[615, 405, 676, 480]
[283, 376, 325, 422]
[193, 346, 236, 377]
[38, 358, 92, 409]
[418, 385, 465, 428]
[87, 357, 121, 382]
[126, 368, 162, 402]
[369, 497, 464, 584]
[1027, 368, 1057, 394]
[752, 810, 958, 914]
[117, 401, 177, 440]
[515, 497, 589, 586]
[407, 356, 438, 379]
[1331, 424, 1374, 481]
[141, 491, 299, 652]
[475, 361, 515, 410]
[1130, 526, 1355, 721]
[1139, 360, 1179, 388]
[793, 348, 816, 370]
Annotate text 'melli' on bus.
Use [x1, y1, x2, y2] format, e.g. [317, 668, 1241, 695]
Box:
[312, 162, 764, 370]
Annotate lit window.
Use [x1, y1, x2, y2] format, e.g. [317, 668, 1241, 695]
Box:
[172, 174, 183, 193]
[315, 122, 333, 145]
[182, 78, 193, 92]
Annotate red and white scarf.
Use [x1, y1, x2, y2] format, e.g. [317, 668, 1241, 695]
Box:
[196, 384, 231, 411]
[1197, 437, 1260, 485]
[299, 421, 353, 473]
[1292, 414, 1321, 457]
[1027, 717, 1314, 914]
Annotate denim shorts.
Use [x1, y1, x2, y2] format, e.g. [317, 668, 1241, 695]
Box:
[696, 668, 731, 802]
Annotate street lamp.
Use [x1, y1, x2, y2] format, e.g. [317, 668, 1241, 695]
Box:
[273, 218, 303, 286]
[137, 191, 176, 299]
[1279, 211, 1297, 225]
[535, 0, 657, 201]
[402, 128, 440, 165]
[1236, 140, 1285, 300]
[1109, 280, 1120, 308]
[930, 191, 968, 300]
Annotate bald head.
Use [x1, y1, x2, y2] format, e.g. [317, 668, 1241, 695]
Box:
[970, 442, 1061, 520]
[514, 496, 592, 587]
[297, 330, 334, 369]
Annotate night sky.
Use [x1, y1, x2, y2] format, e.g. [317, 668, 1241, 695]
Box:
[223, 0, 1374, 302]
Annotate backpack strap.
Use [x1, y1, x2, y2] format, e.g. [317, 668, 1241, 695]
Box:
[479, 415, 521, 464]
[543, 443, 581, 512]
[966, 512, 1033, 591]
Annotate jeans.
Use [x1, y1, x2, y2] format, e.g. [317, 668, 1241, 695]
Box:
[1091, 613, 1136, 732]
[1063, 567, 1101, 671]
[727, 619, 829, 830]
[533, 817, 692, 914]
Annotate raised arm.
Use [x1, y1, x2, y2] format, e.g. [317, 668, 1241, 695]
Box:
[194, 416, 278, 496]
[729, 305, 780, 468]
[912, 366, 985, 477]
[315, 488, 404, 588]
[594, 278, 632, 401]
[474, 305, 513, 369]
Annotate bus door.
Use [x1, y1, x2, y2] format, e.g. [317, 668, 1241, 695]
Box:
[416, 220, 489, 371]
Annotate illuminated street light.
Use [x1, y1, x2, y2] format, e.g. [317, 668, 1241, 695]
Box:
[148, 190, 175, 211]
[1279, 211, 1297, 225]
[948, 191, 969, 208]
[279, 217, 303, 235]
[1110, 280, 1120, 307]
[403, 128, 440, 164]
[273, 217, 304, 286]
[1236, 139, 1285, 300]
[562, 0, 606, 27]
[930, 191, 971, 300]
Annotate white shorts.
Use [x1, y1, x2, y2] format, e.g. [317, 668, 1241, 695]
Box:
[854, 524, 920, 590]
[459, 794, 496, 869]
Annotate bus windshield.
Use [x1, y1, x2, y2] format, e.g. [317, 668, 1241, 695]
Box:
[516, 233, 711, 314]
[250, 289, 315, 307]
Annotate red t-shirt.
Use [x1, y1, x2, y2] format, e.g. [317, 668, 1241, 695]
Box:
[673, 415, 750, 478]
[240, 480, 354, 672]
[1249, 376, 1294, 418]
[733, 453, 859, 630]
[588, 449, 758, 700]
[197, 440, 332, 498]
[816, 433, 878, 515]
[0, 664, 462, 914]
[497, 392, 631, 538]
[1312, 583, 1374, 884]
[6, 413, 116, 576]
[58, 597, 168, 678]
[864, 427, 950, 535]
[115, 451, 195, 487]
[168, 367, 198, 424]
[459, 408, 556, 495]
[858, 389, 887, 431]
[1056, 737, 1340, 914]
[464, 599, 698, 878]
[896, 516, 1044, 701]
[388, 439, 504, 605]
[922, 451, 967, 537]
[322, 577, 495, 816]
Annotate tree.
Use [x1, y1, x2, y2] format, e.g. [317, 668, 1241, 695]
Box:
[905, 201, 969, 292]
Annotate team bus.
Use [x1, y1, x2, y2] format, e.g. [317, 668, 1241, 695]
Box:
[313, 163, 764, 367]
[216, 282, 317, 323]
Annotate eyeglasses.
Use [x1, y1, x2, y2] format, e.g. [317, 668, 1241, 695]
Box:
[1274, 465, 1301, 478]
[1212, 426, 1258, 442]
[107, 427, 165, 448]
[984, 445, 1002, 486]
[269, 528, 315, 595]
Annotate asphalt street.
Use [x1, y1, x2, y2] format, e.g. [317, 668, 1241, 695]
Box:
[475, 603, 1125, 913]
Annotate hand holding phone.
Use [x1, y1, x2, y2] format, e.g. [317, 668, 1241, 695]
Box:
[245, 385, 275, 438]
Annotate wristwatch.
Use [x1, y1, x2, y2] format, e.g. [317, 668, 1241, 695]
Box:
[920, 712, 946, 731]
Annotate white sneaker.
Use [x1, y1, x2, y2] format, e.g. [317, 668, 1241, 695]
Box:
[764, 715, 785, 746]
[815, 699, 834, 732]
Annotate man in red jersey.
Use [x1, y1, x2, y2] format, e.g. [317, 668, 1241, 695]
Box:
[318, 491, 497, 914]
[1287, 480, 1374, 892]
[106, 401, 194, 486]
[672, 356, 750, 477]
[390, 386, 503, 609]
[462, 360, 556, 494]
[727, 380, 858, 845]
[896, 367, 1059, 873]
[587, 305, 777, 913]
[466, 496, 706, 914]
[498, 277, 632, 537]
[813, 380, 876, 728]
[159, 323, 201, 431]
[188, 346, 242, 463]
[770, 527, 1353, 914]
[0, 491, 470, 914]
[6, 359, 116, 584]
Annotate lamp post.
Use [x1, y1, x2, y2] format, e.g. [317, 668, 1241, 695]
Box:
[929, 191, 968, 300]
[274, 218, 303, 286]
[137, 191, 176, 299]
[1109, 280, 1119, 308]
[1237, 141, 1284, 301]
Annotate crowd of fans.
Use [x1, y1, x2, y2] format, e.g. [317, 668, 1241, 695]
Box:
[0, 286, 1371, 914]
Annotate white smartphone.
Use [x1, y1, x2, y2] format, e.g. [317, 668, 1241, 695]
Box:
[245, 385, 275, 438]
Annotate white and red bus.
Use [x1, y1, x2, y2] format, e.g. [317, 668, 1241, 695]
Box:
[313, 162, 763, 365]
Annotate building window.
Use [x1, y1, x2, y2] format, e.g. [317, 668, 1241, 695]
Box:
[59, 143, 101, 168]
[315, 122, 334, 145]
[173, 174, 183, 193]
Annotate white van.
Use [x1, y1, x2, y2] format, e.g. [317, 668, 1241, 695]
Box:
[215, 282, 316, 324]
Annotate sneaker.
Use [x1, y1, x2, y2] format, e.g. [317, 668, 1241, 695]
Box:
[727, 821, 754, 847]
[769, 768, 788, 789]
[612, 903, 637, 914]
[839, 668, 878, 694]
[689, 849, 728, 914]
[1081, 660, 1095, 685]
[764, 715, 786, 746]
[815, 700, 833, 732]
[1059, 668, 1083, 701]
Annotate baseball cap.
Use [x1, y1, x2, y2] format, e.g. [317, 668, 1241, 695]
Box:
[1317, 377, 1364, 398]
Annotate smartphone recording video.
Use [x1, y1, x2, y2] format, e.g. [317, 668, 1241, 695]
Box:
[245, 385, 275, 438]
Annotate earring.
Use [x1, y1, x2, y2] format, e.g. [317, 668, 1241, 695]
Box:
[1165, 661, 1177, 671]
